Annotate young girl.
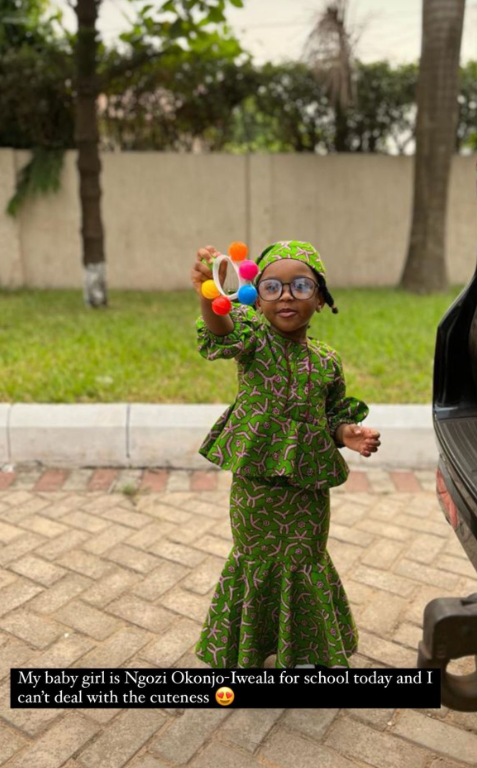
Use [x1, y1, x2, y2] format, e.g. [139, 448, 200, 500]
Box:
[190, 240, 380, 669]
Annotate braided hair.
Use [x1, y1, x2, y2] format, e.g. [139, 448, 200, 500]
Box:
[314, 271, 339, 314]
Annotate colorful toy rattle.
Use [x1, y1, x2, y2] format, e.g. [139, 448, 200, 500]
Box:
[201, 242, 259, 315]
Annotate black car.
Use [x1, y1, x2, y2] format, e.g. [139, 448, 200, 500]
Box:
[417, 267, 477, 710]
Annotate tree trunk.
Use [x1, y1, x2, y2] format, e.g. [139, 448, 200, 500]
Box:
[75, 0, 107, 307]
[401, 0, 465, 293]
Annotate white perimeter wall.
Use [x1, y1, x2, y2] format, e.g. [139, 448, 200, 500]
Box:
[1, 149, 476, 290]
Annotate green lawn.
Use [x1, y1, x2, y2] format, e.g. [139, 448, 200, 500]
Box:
[0, 287, 463, 404]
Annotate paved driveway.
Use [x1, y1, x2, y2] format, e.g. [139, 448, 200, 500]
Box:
[0, 466, 476, 768]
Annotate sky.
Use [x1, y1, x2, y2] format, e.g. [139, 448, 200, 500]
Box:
[55, 0, 477, 65]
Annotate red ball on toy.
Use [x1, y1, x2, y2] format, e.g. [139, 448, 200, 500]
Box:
[212, 296, 232, 315]
[238, 260, 259, 280]
[228, 241, 248, 262]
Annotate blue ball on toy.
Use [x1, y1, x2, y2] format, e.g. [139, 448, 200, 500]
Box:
[238, 285, 258, 305]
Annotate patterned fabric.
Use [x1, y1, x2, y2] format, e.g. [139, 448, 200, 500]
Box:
[197, 304, 368, 490]
[195, 475, 358, 668]
[254, 240, 327, 279]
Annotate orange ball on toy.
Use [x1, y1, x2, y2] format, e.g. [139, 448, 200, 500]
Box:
[228, 241, 248, 262]
[212, 296, 232, 315]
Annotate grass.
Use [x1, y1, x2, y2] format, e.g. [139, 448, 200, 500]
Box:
[0, 286, 463, 404]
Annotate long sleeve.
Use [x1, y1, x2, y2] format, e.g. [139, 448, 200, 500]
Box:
[196, 304, 261, 363]
[326, 350, 369, 446]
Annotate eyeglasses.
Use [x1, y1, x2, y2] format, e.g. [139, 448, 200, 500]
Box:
[257, 277, 319, 301]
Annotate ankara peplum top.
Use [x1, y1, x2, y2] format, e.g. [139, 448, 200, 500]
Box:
[197, 304, 369, 490]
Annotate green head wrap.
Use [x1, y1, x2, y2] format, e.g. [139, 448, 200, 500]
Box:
[254, 240, 338, 313]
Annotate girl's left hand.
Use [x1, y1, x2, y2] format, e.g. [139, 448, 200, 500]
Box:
[339, 425, 381, 457]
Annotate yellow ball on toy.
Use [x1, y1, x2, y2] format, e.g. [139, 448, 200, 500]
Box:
[228, 241, 248, 262]
[201, 280, 220, 299]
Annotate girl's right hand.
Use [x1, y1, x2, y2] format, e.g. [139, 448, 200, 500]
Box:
[191, 245, 228, 297]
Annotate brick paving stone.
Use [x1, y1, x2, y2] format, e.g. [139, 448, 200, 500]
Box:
[190, 471, 218, 492]
[78, 710, 165, 768]
[281, 709, 337, 741]
[259, 727, 364, 768]
[0, 520, 23, 544]
[61, 469, 94, 491]
[35, 496, 83, 519]
[148, 538, 208, 567]
[0, 580, 43, 617]
[131, 561, 190, 602]
[0, 533, 46, 566]
[352, 565, 416, 597]
[1, 642, 35, 683]
[181, 498, 226, 520]
[393, 710, 477, 765]
[361, 539, 405, 570]
[357, 592, 408, 636]
[327, 540, 363, 576]
[438, 554, 477, 579]
[74, 626, 150, 668]
[392, 513, 450, 537]
[35, 530, 90, 561]
[34, 469, 69, 492]
[190, 742, 262, 768]
[87, 469, 119, 492]
[0, 571, 16, 591]
[329, 504, 369, 528]
[356, 518, 412, 542]
[100, 506, 153, 530]
[403, 585, 457, 626]
[324, 715, 430, 768]
[149, 709, 230, 764]
[29, 633, 95, 668]
[210, 518, 234, 541]
[0, 472, 16, 490]
[127, 524, 176, 554]
[81, 568, 139, 608]
[414, 470, 437, 492]
[182, 554, 223, 595]
[343, 579, 376, 606]
[139, 617, 200, 667]
[165, 470, 191, 492]
[366, 470, 397, 494]
[356, 629, 418, 667]
[127, 756, 174, 768]
[56, 550, 114, 579]
[79, 494, 124, 515]
[0, 723, 28, 764]
[8, 554, 67, 586]
[7, 712, 99, 768]
[79, 709, 121, 724]
[107, 594, 176, 633]
[167, 516, 217, 546]
[193, 533, 232, 558]
[137, 500, 192, 525]
[217, 470, 232, 490]
[392, 622, 424, 649]
[112, 469, 143, 493]
[446, 709, 477, 735]
[345, 709, 395, 730]
[0, 686, 65, 735]
[103, 544, 161, 574]
[61, 510, 111, 533]
[343, 472, 371, 493]
[404, 533, 447, 565]
[140, 469, 169, 492]
[389, 471, 422, 493]
[19, 515, 68, 538]
[394, 559, 460, 590]
[159, 585, 213, 623]
[55, 599, 123, 640]
[328, 522, 374, 547]
[82, 524, 132, 555]
[0, 608, 65, 648]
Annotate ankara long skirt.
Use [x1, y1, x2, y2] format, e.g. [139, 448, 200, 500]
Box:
[195, 474, 358, 668]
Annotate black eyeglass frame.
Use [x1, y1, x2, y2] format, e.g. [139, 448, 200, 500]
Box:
[256, 277, 320, 301]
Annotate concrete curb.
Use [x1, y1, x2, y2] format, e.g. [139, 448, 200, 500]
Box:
[0, 403, 438, 470]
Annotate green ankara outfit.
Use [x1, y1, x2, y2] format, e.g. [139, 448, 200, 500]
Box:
[194, 241, 369, 669]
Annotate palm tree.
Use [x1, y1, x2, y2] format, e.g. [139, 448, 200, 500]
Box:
[400, 0, 466, 293]
[304, 0, 361, 150]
